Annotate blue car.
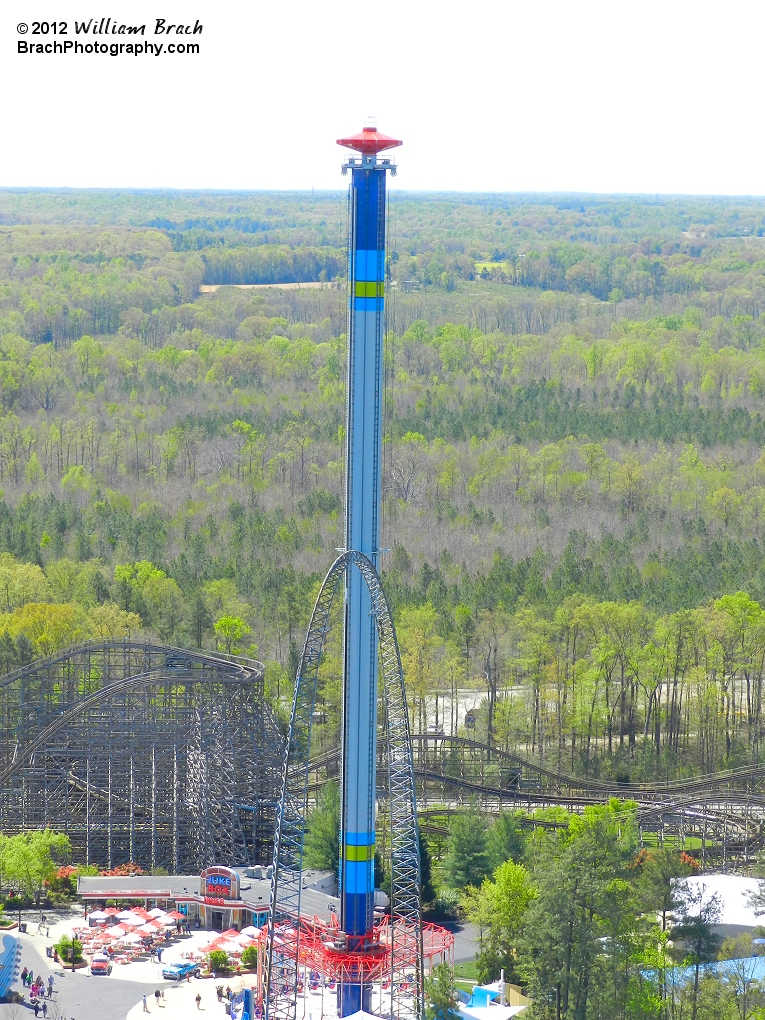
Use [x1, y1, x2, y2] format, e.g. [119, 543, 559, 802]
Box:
[162, 961, 200, 980]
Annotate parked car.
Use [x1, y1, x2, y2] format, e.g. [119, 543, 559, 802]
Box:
[90, 954, 113, 976]
[162, 961, 200, 981]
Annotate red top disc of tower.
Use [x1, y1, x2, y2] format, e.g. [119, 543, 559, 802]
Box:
[337, 127, 403, 155]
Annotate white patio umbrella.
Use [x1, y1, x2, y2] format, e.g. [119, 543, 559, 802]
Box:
[137, 923, 161, 935]
[119, 932, 144, 945]
[88, 910, 108, 920]
[240, 925, 260, 938]
[106, 924, 130, 937]
[117, 910, 138, 920]
[148, 908, 168, 918]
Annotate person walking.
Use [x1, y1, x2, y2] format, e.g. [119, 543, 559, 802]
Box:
[143, 993, 149, 1012]
[47, 974, 54, 998]
[195, 992, 202, 1009]
[154, 989, 161, 1008]
[42, 1003, 47, 1018]
[33, 1002, 40, 1018]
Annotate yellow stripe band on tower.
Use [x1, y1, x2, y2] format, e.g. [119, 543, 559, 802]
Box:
[354, 280, 384, 298]
[345, 842, 376, 862]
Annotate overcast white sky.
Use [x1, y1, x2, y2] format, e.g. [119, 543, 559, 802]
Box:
[2, 0, 763, 195]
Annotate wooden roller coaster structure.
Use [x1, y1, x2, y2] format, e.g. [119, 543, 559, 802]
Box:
[306, 734, 765, 870]
[0, 641, 284, 872]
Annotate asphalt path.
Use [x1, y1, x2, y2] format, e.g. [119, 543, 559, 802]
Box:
[0, 938, 160, 1020]
[441, 921, 479, 963]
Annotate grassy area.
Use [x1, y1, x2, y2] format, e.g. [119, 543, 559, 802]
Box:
[454, 961, 480, 982]
[640, 833, 703, 850]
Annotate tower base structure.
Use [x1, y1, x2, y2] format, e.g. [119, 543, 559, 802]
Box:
[259, 914, 454, 1017]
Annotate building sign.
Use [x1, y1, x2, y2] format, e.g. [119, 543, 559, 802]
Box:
[206, 874, 232, 897]
[200, 866, 239, 901]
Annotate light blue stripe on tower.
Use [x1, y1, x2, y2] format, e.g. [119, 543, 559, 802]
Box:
[354, 249, 385, 281]
[346, 831, 375, 845]
[346, 308, 381, 555]
[345, 860, 374, 893]
[353, 298, 384, 312]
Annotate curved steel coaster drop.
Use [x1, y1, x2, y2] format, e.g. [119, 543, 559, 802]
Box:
[264, 129, 453, 1020]
[0, 641, 283, 871]
[264, 554, 453, 1020]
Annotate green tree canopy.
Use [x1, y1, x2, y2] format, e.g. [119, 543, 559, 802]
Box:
[303, 781, 340, 877]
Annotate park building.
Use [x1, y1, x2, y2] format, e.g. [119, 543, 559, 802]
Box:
[77, 865, 338, 933]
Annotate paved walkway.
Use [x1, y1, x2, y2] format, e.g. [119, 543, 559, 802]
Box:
[0, 936, 161, 1020]
[0, 909, 247, 1020]
[126, 977, 257, 1020]
[441, 920, 479, 963]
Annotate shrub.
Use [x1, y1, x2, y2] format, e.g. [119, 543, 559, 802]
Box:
[54, 934, 84, 965]
[240, 945, 257, 968]
[48, 865, 78, 896]
[207, 949, 229, 973]
[98, 861, 144, 877]
[3, 892, 32, 911]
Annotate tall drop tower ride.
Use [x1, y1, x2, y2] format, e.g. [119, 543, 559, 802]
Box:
[337, 123, 401, 1015]
[264, 128, 453, 1020]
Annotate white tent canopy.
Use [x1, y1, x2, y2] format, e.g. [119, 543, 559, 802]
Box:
[675, 875, 762, 928]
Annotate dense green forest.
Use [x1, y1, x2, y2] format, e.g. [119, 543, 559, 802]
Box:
[4, 188, 765, 780]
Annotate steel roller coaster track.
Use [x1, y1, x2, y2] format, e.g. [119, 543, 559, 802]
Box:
[266, 551, 429, 1020]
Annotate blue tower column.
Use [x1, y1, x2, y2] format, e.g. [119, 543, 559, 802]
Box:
[339, 150, 391, 1017]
